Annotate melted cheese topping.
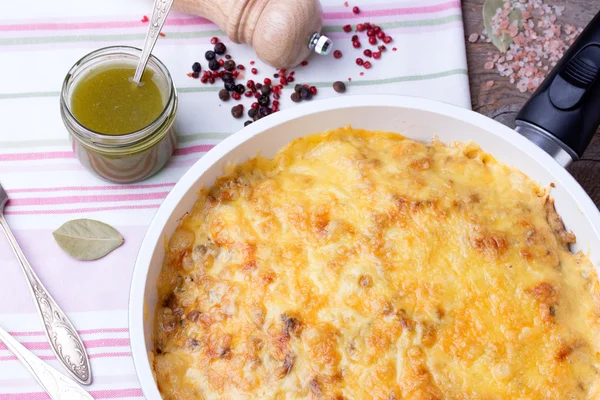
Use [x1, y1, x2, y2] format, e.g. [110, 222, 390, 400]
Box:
[153, 128, 600, 399]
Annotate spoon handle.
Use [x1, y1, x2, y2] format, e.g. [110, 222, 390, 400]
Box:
[133, 0, 174, 83]
[0, 214, 92, 386]
[0, 326, 94, 400]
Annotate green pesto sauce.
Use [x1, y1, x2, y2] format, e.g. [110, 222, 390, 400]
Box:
[70, 64, 165, 135]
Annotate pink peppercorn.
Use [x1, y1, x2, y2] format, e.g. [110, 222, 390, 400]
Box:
[343, 24, 352, 33]
[237, 64, 245, 70]
[356, 23, 365, 32]
[356, 57, 364, 66]
[383, 36, 393, 44]
[377, 31, 385, 39]
[367, 29, 375, 37]
[210, 37, 219, 44]
[368, 36, 377, 45]
[363, 49, 372, 57]
[373, 26, 381, 33]
[334, 50, 343, 59]
[352, 6, 360, 14]
[373, 51, 381, 59]
[364, 61, 372, 69]
[251, 102, 259, 108]
[245, 91, 253, 97]
[251, 68, 258, 74]
[310, 86, 317, 95]
[352, 40, 361, 48]
[264, 78, 272, 85]
[301, 60, 309, 66]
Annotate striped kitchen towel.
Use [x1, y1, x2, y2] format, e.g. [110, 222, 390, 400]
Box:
[0, 0, 469, 398]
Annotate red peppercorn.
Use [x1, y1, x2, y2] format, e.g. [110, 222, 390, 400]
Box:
[392, 47, 397, 51]
[280, 77, 288, 85]
[278, 85, 284, 90]
[272, 105, 279, 112]
[273, 100, 280, 107]
[378, 45, 387, 52]
[368, 36, 377, 45]
[251, 102, 259, 109]
[364, 61, 372, 69]
[232, 71, 239, 77]
[210, 37, 219, 44]
[254, 92, 261, 98]
[232, 92, 241, 100]
[356, 57, 364, 66]
[352, 40, 361, 48]
[333, 50, 343, 59]
[289, 71, 295, 77]
[310, 86, 317, 95]
[218, 59, 224, 66]
[377, 31, 385, 39]
[352, 34, 359, 41]
[287, 77, 295, 83]
[247, 80, 255, 89]
[237, 64, 245, 70]
[208, 77, 215, 84]
[356, 23, 365, 32]
[200, 76, 208, 83]
[367, 29, 375, 37]
[303, 84, 309, 88]
[280, 69, 287, 75]
[245, 91, 253, 97]
[383, 36, 393, 44]
[352, 6, 360, 14]
[251, 68, 258, 74]
[141, 15, 149, 23]
[374, 26, 381, 33]
[373, 51, 381, 59]
[273, 93, 280, 100]
[250, 61, 255, 65]
[363, 49, 372, 58]
[264, 78, 272, 85]
[364, 22, 372, 29]
[301, 60, 309, 66]
[343, 24, 352, 33]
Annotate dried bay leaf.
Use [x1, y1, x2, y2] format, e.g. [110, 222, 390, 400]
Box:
[53, 219, 124, 261]
[483, 0, 522, 53]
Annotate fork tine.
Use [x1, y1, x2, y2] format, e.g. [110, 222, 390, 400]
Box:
[0, 181, 8, 211]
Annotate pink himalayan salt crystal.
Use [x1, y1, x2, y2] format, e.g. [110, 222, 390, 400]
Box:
[485, 80, 495, 87]
[477, 0, 583, 93]
[468, 33, 479, 43]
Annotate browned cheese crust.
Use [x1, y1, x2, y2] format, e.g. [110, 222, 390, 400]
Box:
[153, 127, 600, 399]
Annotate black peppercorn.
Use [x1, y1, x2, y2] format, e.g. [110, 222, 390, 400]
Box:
[205, 51, 216, 61]
[231, 104, 244, 118]
[244, 120, 253, 127]
[222, 72, 233, 82]
[223, 60, 236, 71]
[300, 87, 312, 100]
[333, 81, 346, 93]
[248, 108, 258, 119]
[255, 83, 263, 91]
[224, 81, 236, 91]
[209, 59, 220, 71]
[219, 89, 230, 101]
[259, 106, 271, 117]
[214, 42, 227, 55]
[290, 92, 301, 102]
[235, 84, 246, 94]
[294, 84, 303, 94]
[191, 62, 202, 73]
[258, 95, 270, 107]
[261, 85, 271, 96]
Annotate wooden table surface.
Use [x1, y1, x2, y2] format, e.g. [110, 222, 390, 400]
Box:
[462, 1, 599, 208]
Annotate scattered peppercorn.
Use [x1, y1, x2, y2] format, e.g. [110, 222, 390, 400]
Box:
[301, 60, 309, 66]
[363, 49, 372, 58]
[248, 108, 258, 119]
[294, 84, 303, 93]
[264, 78, 272, 85]
[310, 86, 317, 96]
[368, 36, 377, 45]
[205, 51, 216, 60]
[377, 31, 385, 39]
[223, 60, 236, 71]
[291, 92, 301, 102]
[222, 72, 234, 82]
[214, 42, 227, 55]
[333, 81, 346, 93]
[251, 68, 258, 74]
[231, 104, 244, 118]
[356, 58, 364, 66]
[246, 80, 255, 89]
[191, 62, 202, 73]
[383, 36, 393, 44]
[333, 50, 343, 59]
[237, 64, 245, 70]
[261, 85, 271, 95]
[343, 24, 352, 33]
[373, 51, 381, 60]
[352, 6, 360, 14]
[218, 59, 225, 67]
[235, 84, 246, 94]
[352, 40, 361, 48]
[245, 91, 253, 97]
[232, 92, 241, 100]
[209, 59, 220, 71]
[259, 106, 271, 117]
[244, 120, 253, 126]
[356, 23, 365, 32]
[191, 71, 200, 79]
[210, 37, 219, 45]
[219, 89, 230, 101]
[300, 87, 312, 100]
[258, 95, 270, 107]
[364, 61, 372, 69]
[224, 81, 236, 91]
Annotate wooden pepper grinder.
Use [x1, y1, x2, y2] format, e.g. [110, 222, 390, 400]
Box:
[173, 0, 332, 68]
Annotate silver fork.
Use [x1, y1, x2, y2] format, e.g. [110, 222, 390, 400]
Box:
[0, 182, 92, 385]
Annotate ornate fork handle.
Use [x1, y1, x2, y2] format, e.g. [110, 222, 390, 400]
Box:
[0, 214, 92, 385]
[132, 0, 174, 83]
[0, 326, 93, 399]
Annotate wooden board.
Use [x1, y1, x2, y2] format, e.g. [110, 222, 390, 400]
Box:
[462, 0, 600, 207]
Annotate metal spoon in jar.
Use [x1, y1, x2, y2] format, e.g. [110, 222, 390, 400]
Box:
[0, 182, 92, 385]
[132, 0, 174, 84]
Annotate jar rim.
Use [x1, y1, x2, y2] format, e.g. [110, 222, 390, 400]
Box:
[61, 45, 175, 146]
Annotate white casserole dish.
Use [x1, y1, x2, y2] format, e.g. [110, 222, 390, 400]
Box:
[128, 94, 600, 399]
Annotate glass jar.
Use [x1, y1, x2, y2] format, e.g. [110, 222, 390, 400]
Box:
[60, 46, 178, 184]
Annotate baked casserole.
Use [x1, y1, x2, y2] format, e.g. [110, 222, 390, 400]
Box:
[153, 127, 600, 399]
